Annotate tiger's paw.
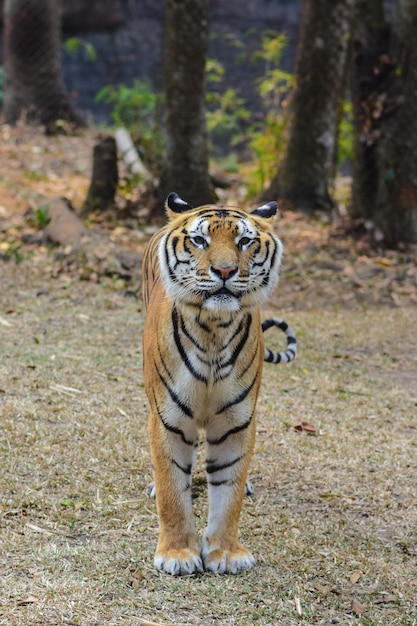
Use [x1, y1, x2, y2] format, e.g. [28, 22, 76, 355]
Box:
[154, 547, 203, 576]
[202, 541, 256, 575]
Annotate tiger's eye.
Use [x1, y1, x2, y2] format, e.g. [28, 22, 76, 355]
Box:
[239, 237, 252, 248]
[192, 235, 207, 247]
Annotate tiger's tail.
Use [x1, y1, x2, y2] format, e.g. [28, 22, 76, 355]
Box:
[262, 317, 297, 364]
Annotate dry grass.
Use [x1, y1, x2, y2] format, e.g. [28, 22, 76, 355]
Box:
[1, 257, 416, 626]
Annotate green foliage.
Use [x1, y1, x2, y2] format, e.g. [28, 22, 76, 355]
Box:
[248, 34, 294, 195]
[337, 100, 354, 168]
[248, 112, 288, 196]
[96, 80, 163, 173]
[34, 204, 50, 229]
[206, 58, 250, 153]
[205, 33, 294, 194]
[26, 204, 50, 230]
[64, 38, 97, 62]
[206, 86, 251, 151]
[89, 30, 352, 197]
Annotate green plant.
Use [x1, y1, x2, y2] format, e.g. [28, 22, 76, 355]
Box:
[34, 204, 50, 229]
[25, 204, 50, 230]
[96, 80, 163, 174]
[206, 59, 251, 154]
[205, 33, 294, 195]
[247, 33, 294, 195]
[248, 111, 288, 196]
[337, 99, 354, 168]
[64, 37, 97, 62]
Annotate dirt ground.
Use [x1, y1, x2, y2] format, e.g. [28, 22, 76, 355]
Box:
[1, 126, 417, 626]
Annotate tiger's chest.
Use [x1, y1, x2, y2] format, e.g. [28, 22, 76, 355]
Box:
[155, 305, 263, 426]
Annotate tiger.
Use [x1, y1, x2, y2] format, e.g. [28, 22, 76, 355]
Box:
[142, 192, 297, 576]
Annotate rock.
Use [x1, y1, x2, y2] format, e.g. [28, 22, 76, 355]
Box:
[45, 197, 86, 246]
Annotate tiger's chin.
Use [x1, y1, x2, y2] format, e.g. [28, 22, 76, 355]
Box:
[202, 293, 242, 313]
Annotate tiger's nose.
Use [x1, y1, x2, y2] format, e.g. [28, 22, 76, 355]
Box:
[211, 265, 238, 281]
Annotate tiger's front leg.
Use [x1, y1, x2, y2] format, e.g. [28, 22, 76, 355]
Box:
[147, 411, 202, 575]
[202, 415, 257, 574]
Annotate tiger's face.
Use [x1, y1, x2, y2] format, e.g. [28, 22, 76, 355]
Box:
[159, 193, 283, 313]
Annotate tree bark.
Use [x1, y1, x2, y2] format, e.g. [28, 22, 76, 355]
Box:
[3, 0, 85, 129]
[350, 0, 389, 221]
[82, 135, 118, 215]
[263, 0, 353, 215]
[373, 0, 417, 245]
[156, 0, 215, 213]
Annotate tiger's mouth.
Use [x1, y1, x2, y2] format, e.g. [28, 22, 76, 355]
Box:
[213, 286, 236, 297]
[200, 286, 243, 312]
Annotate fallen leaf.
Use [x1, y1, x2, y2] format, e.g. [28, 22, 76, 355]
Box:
[352, 598, 366, 615]
[294, 421, 317, 434]
[350, 570, 361, 584]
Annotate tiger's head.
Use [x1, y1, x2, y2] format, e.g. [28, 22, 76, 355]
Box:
[159, 193, 283, 313]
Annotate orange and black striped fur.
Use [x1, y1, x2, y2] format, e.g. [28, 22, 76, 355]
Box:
[142, 193, 296, 575]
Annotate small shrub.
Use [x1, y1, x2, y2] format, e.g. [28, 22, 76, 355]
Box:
[96, 80, 163, 174]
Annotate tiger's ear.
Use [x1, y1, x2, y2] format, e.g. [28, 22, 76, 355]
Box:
[165, 192, 193, 217]
[251, 201, 278, 220]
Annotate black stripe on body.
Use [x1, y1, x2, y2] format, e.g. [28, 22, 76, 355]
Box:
[156, 365, 194, 418]
[222, 318, 244, 349]
[217, 316, 234, 328]
[206, 455, 244, 474]
[207, 410, 255, 445]
[172, 459, 192, 474]
[220, 314, 252, 369]
[153, 391, 195, 446]
[216, 375, 256, 414]
[172, 307, 208, 383]
[212, 315, 254, 381]
[157, 338, 175, 383]
[179, 313, 207, 351]
[196, 312, 211, 333]
[143, 234, 163, 307]
[237, 345, 260, 380]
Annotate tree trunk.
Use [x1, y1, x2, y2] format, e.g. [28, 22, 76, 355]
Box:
[82, 135, 118, 215]
[263, 0, 353, 215]
[350, 0, 389, 221]
[156, 0, 215, 213]
[2, 0, 85, 130]
[374, 0, 417, 245]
